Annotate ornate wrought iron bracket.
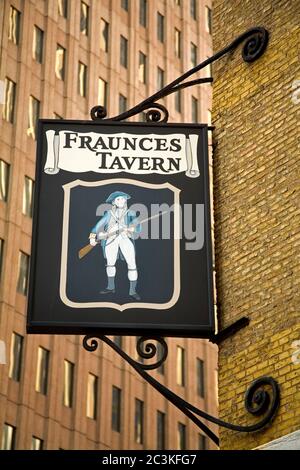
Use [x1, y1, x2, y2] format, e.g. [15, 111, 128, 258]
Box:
[210, 316, 250, 345]
[83, 335, 280, 447]
[90, 26, 269, 124]
[84, 27, 279, 447]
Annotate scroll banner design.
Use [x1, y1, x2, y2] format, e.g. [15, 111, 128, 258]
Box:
[44, 131, 200, 178]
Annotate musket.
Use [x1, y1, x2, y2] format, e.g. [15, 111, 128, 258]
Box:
[78, 211, 168, 260]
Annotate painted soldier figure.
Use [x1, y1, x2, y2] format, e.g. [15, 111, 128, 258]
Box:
[89, 191, 141, 300]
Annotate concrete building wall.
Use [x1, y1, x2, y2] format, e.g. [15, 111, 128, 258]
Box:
[0, 0, 217, 450]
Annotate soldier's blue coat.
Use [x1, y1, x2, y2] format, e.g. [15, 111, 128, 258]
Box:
[91, 210, 141, 259]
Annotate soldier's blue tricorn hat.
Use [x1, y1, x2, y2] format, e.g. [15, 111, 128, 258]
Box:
[106, 191, 131, 204]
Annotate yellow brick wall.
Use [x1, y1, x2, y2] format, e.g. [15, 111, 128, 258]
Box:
[212, 0, 300, 450]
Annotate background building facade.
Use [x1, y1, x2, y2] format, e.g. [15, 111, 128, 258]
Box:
[0, 0, 218, 450]
[213, 0, 300, 450]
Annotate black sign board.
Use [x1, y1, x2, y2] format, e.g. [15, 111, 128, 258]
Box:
[27, 120, 214, 337]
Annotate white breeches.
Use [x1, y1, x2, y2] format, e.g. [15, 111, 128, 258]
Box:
[105, 235, 138, 281]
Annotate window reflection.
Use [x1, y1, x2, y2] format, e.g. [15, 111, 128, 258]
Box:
[8, 6, 20, 45]
[55, 45, 65, 80]
[3, 78, 16, 123]
[80, 2, 89, 36]
[27, 96, 40, 140]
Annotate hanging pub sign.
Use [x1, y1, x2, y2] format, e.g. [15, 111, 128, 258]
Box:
[26, 119, 215, 337]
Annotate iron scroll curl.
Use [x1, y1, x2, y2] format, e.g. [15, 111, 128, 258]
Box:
[90, 26, 269, 124]
[83, 335, 168, 371]
[83, 335, 280, 446]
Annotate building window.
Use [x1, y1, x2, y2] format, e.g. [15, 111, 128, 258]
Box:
[80, 2, 89, 35]
[27, 96, 40, 140]
[98, 78, 108, 108]
[119, 94, 127, 114]
[190, 0, 197, 19]
[139, 52, 147, 84]
[87, 373, 98, 420]
[197, 358, 205, 397]
[0, 159, 10, 202]
[2, 78, 16, 123]
[17, 252, 30, 296]
[58, 0, 68, 18]
[22, 176, 34, 218]
[120, 35, 128, 68]
[198, 433, 206, 450]
[78, 62, 87, 97]
[175, 90, 181, 113]
[157, 13, 164, 43]
[114, 336, 122, 348]
[135, 399, 144, 444]
[191, 42, 197, 67]
[31, 436, 43, 450]
[112, 386, 121, 432]
[157, 67, 164, 91]
[35, 346, 50, 395]
[156, 411, 165, 450]
[32, 26, 43, 63]
[205, 6, 212, 34]
[63, 360, 74, 408]
[9, 332, 23, 382]
[121, 0, 129, 11]
[8, 6, 20, 45]
[175, 29, 181, 58]
[1, 424, 16, 450]
[55, 45, 66, 80]
[177, 422, 186, 450]
[192, 96, 198, 123]
[100, 19, 109, 53]
[176, 346, 185, 386]
[139, 0, 147, 27]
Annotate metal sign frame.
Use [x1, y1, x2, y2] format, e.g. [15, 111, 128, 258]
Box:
[27, 119, 215, 337]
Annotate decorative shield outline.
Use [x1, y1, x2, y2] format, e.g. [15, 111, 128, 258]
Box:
[60, 178, 181, 312]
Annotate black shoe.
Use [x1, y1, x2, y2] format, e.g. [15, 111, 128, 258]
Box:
[130, 292, 141, 301]
[100, 288, 115, 294]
